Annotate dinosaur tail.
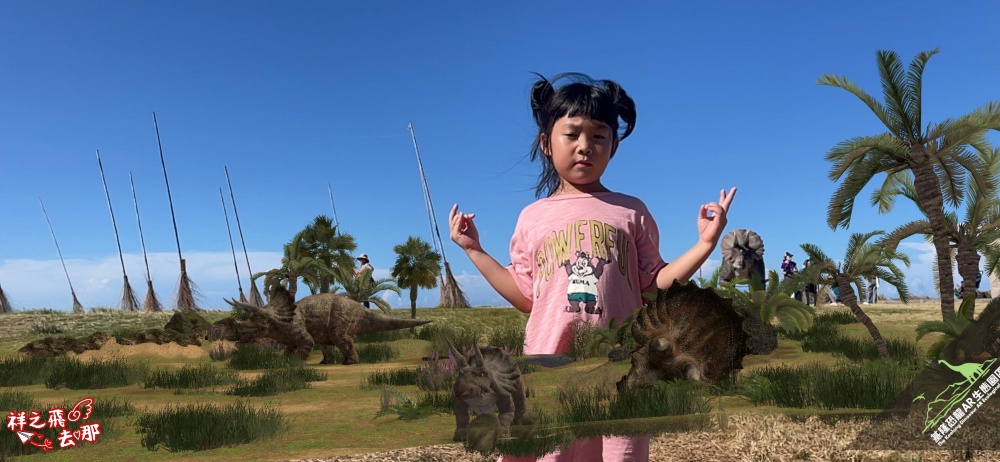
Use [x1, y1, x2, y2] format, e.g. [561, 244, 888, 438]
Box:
[357, 311, 432, 334]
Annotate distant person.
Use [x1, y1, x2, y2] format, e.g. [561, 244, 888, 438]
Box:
[866, 276, 879, 305]
[833, 286, 841, 306]
[356, 253, 375, 308]
[803, 258, 818, 306]
[781, 252, 801, 301]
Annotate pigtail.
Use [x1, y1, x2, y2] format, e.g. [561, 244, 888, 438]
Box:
[602, 80, 636, 140]
[530, 74, 555, 127]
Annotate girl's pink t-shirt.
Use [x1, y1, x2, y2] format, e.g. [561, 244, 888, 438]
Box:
[506, 192, 666, 355]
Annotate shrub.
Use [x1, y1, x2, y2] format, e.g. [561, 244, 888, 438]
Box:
[135, 401, 288, 451]
[45, 357, 148, 390]
[363, 367, 420, 389]
[415, 351, 457, 391]
[419, 324, 483, 357]
[486, 324, 526, 357]
[144, 364, 238, 390]
[209, 342, 235, 361]
[740, 360, 920, 409]
[374, 389, 441, 421]
[356, 329, 411, 343]
[227, 342, 302, 370]
[30, 323, 65, 335]
[226, 366, 325, 397]
[357, 342, 400, 363]
[0, 355, 51, 386]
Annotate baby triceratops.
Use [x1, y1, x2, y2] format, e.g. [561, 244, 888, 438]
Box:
[448, 340, 526, 442]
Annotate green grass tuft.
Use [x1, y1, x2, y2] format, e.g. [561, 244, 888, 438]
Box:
[227, 342, 303, 370]
[135, 400, 288, 452]
[144, 363, 238, 389]
[44, 357, 149, 390]
[226, 366, 326, 397]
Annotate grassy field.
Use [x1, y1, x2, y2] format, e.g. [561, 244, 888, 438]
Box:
[0, 299, 979, 461]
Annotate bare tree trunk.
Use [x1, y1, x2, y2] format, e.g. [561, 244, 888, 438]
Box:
[837, 276, 889, 358]
[910, 149, 956, 319]
[410, 285, 418, 319]
[956, 242, 981, 318]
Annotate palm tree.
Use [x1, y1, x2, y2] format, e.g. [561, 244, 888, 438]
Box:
[879, 149, 1000, 317]
[333, 266, 401, 314]
[253, 235, 334, 300]
[915, 296, 978, 360]
[716, 270, 816, 336]
[820, 48, 1000, 319]
[694, 266, 724, 289]
[799, 231, 911, 358]
[390, 236, 442, 319]
[297, 215, 358, 294]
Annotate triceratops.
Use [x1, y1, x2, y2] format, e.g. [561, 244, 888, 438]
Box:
[447, 340, 526, 442]
[719, 228, 766, 288]
[224, 285, 431, 364]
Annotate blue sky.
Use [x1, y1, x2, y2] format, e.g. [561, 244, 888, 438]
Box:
[2, 1, 999, 311]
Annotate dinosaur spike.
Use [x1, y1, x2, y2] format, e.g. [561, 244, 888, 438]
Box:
[448, 340, 469, 369]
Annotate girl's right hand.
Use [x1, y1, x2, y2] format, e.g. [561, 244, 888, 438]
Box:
[449, 204, 482, 252]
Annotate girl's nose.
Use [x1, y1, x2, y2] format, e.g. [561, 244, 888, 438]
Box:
[577, 138, 592, 154]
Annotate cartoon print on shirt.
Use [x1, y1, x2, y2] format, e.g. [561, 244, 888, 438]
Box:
[561, 251, 607, 316]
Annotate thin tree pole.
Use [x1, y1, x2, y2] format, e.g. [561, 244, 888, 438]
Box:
[225, 166, 264, 306]
[0, 283, 13, 314]
[221, 188, 247, 303]
[130, 173, 163, 312]
[96, 150, 139, 312]
[39, 198, 84, 313]
[328, 182, 340, 232]
[407, 123, 469, 308]
[153, 112, 198, 311]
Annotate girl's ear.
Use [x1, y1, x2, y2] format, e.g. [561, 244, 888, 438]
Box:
[539, 133, 551, 156]
[609, 138, 620, 159]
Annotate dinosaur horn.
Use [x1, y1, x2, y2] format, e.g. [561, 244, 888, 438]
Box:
[446, 339, 468, 368]
[226, 297, 262, 315]
[473, 339, 484, 368]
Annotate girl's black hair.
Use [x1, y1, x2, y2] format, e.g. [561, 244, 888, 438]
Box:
[529, 72, 637, 198]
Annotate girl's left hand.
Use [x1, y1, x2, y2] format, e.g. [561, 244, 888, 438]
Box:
[698, 187, 737, 246]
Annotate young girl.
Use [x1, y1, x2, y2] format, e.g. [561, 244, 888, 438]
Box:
[449, 73, 737, 462]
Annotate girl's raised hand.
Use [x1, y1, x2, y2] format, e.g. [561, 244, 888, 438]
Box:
[449, 204, 482, 252]
[697, 187, 737, 246]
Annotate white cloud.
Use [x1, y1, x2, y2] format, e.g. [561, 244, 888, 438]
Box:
[2, 245, 980, 312]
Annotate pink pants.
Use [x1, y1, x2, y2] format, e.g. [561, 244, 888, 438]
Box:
[499, 435, 650, 462]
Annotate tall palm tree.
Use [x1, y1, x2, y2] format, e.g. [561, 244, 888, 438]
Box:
[799, 231, 911, 358]
[253, 235, 334, 300]
[333, 266, 401, 314]
[820, 48, 1000, 319]
[390, 236, 442, 319]
[879, 149, 1000, 317]
[297, 215, 357, 294]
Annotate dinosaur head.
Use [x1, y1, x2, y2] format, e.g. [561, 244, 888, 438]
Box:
[224, 285, 297, 342]
[450, 339, 499, 412]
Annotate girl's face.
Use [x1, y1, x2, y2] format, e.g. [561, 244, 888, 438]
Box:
[541, 116, 618, 194]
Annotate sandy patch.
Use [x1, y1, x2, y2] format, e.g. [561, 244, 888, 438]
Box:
[69, 340, 207, 361]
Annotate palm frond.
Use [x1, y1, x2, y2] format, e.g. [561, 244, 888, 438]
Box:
[876, 49, 918, 140]
[817, 74, 899, 133]
[904, 48, 939, 139]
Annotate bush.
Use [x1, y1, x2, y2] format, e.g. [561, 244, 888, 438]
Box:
[363, 367, 420, 389]
[358, 342, 400, 363]
[415, 351, 457, 391]
[144, 364, 238, 390]
[356, 329, 412, 343]
[226, 366, 325, 397]
[45, 357, 148, 390]
[486, 324, 526, 357]
[740, 360, 920, 409]
[30, 323, 65, 335]
[0, 355, 51, 386]
[227, 342, 302, 370]
[135, 401, 288, 451]
[208, 342, 236, 361]
[419, 324, 483, 357]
